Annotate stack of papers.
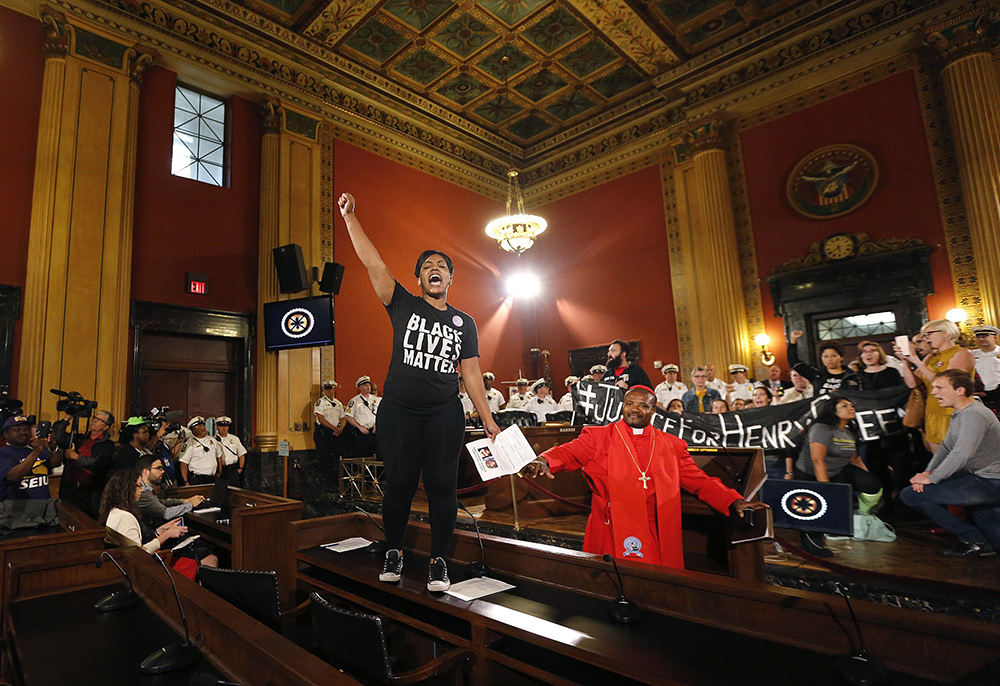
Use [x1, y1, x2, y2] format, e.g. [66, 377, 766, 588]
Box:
[465, 425, 538, 481]
[321, 537, 372, 553]
[445, 577, 515, 601]
[193, 507, 221, 514]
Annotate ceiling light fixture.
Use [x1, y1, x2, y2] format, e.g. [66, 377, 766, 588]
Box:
[484, 55, 547, 255]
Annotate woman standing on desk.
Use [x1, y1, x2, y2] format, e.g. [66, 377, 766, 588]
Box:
[338, 193, 501, 592]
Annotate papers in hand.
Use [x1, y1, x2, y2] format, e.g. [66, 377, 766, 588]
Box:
[193, 507, 221, 514]
[445, 577, 515, 601]
[321, 537, 372, 553]
[465, 425, 537, 481]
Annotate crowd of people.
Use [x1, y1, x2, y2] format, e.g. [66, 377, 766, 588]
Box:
[0, 410, 246, 578]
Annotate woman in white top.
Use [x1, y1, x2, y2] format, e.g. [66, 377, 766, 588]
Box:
[100, 469, 186, 553]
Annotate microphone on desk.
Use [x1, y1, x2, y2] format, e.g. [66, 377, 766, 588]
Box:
[602, 554, 640, 625]
[827, 581, 888, 686]
[139, 551, 199, 675]
[458, 501, 487, 578]
[94, 552, 140, 612]
[354, 506, 387, 555]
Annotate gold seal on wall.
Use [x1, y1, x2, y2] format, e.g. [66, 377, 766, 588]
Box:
[786, 144, 878, 220]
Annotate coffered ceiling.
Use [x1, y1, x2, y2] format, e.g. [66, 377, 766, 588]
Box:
[168, 0, 841, 151]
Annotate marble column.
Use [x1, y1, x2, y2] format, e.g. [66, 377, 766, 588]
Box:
[19, 8, 152, 421]
[928, 11, 1000, 326]
[254, 101, 282, 452]
[686, 120, 751, 372]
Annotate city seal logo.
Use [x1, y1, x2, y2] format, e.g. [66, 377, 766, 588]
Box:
[622, 536, 644, 558]
[787, 144, 878, 220]
[780, 488, 828, 521]
[281, 308, 314, 339]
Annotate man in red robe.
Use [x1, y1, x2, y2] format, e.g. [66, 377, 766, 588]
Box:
[523, 386, 767, 569]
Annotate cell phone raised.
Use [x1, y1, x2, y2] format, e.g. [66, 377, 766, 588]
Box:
[36, 421, 52, 440]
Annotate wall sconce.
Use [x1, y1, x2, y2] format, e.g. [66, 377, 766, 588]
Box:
[754, 333, 775, 366]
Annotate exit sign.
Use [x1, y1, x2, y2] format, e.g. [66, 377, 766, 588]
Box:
[186, 272, 209, 295]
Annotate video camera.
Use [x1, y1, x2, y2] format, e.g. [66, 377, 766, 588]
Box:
[49, 388, 99, 450]
[146, 406, 184, 435]
[50, 388, 98, 418]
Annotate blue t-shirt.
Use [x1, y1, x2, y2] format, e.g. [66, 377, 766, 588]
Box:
[0, 444, 54, 500]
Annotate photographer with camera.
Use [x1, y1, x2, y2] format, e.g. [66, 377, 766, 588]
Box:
[59, 409, 115, 519]
[178, 416, 222, 485]
[0, 415, 64, 501]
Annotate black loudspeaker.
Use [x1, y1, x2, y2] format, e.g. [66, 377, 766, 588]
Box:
[319, 262, 345, 295]
[272, 244, 309, 293]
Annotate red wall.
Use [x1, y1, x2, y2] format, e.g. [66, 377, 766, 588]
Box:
[332, 144, 675, 397]
[132, 66, 260, 313]
[741, 71, 954, 370]
[0, 7, 44, 394]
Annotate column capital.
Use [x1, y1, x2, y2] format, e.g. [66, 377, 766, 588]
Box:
[925, 9, 999, 65]
[684, 119, 727, 155]
[39, 7, 69, 58]
[125, 47, 156, 86]
[261, 99, 284, 135]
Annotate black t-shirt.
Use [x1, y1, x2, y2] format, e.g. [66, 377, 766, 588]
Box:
[382, 281, 479, 408]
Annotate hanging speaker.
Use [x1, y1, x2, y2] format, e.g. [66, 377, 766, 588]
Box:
[272, 244, 309, 293]
[319, 262, 345, 295]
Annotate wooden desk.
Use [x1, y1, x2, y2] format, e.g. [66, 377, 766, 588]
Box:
[4, 547, 355, 685]
[289, 513, 1000, 685]
[0, 500, 104, 631]
[8, 584, 225, 685]
[168, 485, 304, 605]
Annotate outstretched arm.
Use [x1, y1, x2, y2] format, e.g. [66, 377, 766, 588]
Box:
[338, 193, 395, 306]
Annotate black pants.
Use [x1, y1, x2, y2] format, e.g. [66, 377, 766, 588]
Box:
[220, 463, 242, 487]
[188, 473, 215, 486]
[794, 464, 881, 495]
[314, 425, 342, 484]
[376, 396, 465, 558]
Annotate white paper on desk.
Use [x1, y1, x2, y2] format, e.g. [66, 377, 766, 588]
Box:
[193, 507, 221, 514]
[321, 537, 372, 553]
[465, 425, 536, 481]
[171, 534, 201, 551]
[445, 577, 515, 601]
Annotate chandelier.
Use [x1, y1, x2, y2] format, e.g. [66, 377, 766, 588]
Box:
[483, 54, 548, 255]
[484, 169, 547, 254]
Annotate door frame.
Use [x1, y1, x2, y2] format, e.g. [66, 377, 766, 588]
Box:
[130, 301, 254, 446]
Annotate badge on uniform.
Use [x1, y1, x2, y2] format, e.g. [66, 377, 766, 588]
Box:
[622, 536, 644, 558]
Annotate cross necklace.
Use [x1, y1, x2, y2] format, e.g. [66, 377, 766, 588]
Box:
[616, 424, 655, 489]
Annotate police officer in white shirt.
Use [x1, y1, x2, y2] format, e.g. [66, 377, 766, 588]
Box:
[726, 364, 755, 405]
[973, 325, 1000, 410]
[654, 364, 687, 408]
[314, 380, 347, 482]
[589, 365, 607, 383]
[704, 364, 727, 396]
[527, 379, 559, 424]
[482, 372, 506, 413]
[509, 378, 532, 409]
[214, 416, 247, 486]
[178, 416, 222, 485]
[558, 376, 579, 411]
[346, 375, 380, 457]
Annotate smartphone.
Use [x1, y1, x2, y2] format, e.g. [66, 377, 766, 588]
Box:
[36, 421, 52, 439]
[177, 517, 184, 528]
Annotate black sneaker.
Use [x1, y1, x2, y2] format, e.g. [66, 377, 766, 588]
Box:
[379, 549, 402, 582]
[938, 541, 996, 558]
[427, 557, 450, 592]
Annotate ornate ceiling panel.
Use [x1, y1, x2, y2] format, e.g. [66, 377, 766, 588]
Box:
[169, 0, 822, 146]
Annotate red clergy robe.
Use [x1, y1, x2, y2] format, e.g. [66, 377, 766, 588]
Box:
[541, 421, 742, 569]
